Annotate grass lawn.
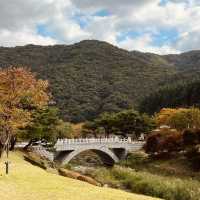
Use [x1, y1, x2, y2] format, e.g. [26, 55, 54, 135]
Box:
[0, 152, 160, 200]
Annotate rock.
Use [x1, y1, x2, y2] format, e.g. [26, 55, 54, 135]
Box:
[58, 168, 101, 186]
[77, 175, 101, 186]
[58, 168, 80, 179]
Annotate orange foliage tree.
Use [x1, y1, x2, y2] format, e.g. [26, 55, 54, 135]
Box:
[0, 67, 49, 156]
[155, 108, 200, 131]
[155, 108, 176, 126]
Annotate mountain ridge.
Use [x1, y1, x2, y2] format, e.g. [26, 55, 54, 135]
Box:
[0, 40, 200, 122]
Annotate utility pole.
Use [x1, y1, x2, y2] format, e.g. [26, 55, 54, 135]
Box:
[5, 142, 9, 174]
[4, 131, 10, 175]
[5, 161, 9, 174]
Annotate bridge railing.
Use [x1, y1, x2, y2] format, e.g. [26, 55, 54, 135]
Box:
[55, 137, 143, 146]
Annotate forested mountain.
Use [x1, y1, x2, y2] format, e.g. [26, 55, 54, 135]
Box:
[0, 40, 200, 122]
[164, 50, 200, 71]
[138, 51, 200, 114]
[139, 79, 200, 114]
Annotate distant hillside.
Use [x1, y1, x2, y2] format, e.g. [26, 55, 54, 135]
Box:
[0, 40, 200, 121]
[164, 50, 200, 71]
[139, 79, 200, 114]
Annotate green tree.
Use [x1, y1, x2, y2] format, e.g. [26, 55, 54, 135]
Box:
[20, 107, 73, 148]
[83, 109, 155, 138]
[55, 120, 73, 139]
[139, 79, 200, 115]
[114, 110, 155, 137]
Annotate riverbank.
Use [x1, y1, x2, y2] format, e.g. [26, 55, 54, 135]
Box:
[70, 151, 200, 200]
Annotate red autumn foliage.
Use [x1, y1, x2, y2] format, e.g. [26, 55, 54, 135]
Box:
[144, 128, 182, 155]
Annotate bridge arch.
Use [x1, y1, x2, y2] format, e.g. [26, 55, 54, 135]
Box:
[54, 147, 120, 166]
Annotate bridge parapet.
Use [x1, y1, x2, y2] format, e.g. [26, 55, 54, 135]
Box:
[54, 137, 144, 151]
[56, 137, 132, 144]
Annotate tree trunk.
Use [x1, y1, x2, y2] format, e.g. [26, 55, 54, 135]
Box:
[9, 136, 17, 151]
[0, 141, 3, 158]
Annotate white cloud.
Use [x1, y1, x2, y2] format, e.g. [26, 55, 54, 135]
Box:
[0, 28, 57, 47]
[71, 0, 200, 53]
[176, 28, 200, 51]
[0, 0, 55, 30]
[0, 0, 89, 45]
[85, 15, 119, 44]
[118, 34, 152, 51]
[118, 34, 179, 54]
[0, 0, 199, 54]
[72, 0, 158, 14]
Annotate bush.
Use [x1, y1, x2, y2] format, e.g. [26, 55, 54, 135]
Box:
[120, 152, 148, 168]
[185, 145, 200, 170]
[91, 166, 200, 200]
[145, 128, 200, 171]
[111, 167, 197, 200]
[161, 131, 183, 152]
[183, 129, 200, 146]
[144, 128, 182, 156]
[182, 129, 200, 170]
[144, 132, 161, 154]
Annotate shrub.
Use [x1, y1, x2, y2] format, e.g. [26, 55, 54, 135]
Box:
[145, 128, 200, 171]
[182, 129, 200, 170]
[185, 145, 200, 170]
[144, 128, 182, 156]
[144, 132, 161, 154]
[161, 131, 183, 152]
[120, 152, 148, 168]
[111, 167, 197, 200]
[91, 166, 200, 200]
[183, 129, 200, 146]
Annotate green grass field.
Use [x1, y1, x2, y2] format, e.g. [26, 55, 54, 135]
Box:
[0, 152, 160, 200]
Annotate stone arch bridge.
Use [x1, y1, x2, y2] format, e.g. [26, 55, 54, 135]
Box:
[52, 138, 144, 166]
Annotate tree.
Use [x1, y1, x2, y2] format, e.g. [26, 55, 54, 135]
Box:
[155, 107, 200, 131]
[0, 67, 49, 156]
[55, 120, 73, 139]
[114, 110, 155, 137]
[167, 110, 191, 131]
[83, 113, 116, 137]
[155, 108, 183, 126]
[83, 109, 155, 138]
[139, 79, 200, 115]
[188, 108, 200, 128]
[95, 112, 117, 136]
[20, 107, 74, 149]
[144, 128, 182, 156]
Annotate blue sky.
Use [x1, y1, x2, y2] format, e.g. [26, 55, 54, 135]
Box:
[0, 0, 200, 54]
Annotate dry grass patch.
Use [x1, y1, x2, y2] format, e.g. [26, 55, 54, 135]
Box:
[0, 152, 160, 200]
